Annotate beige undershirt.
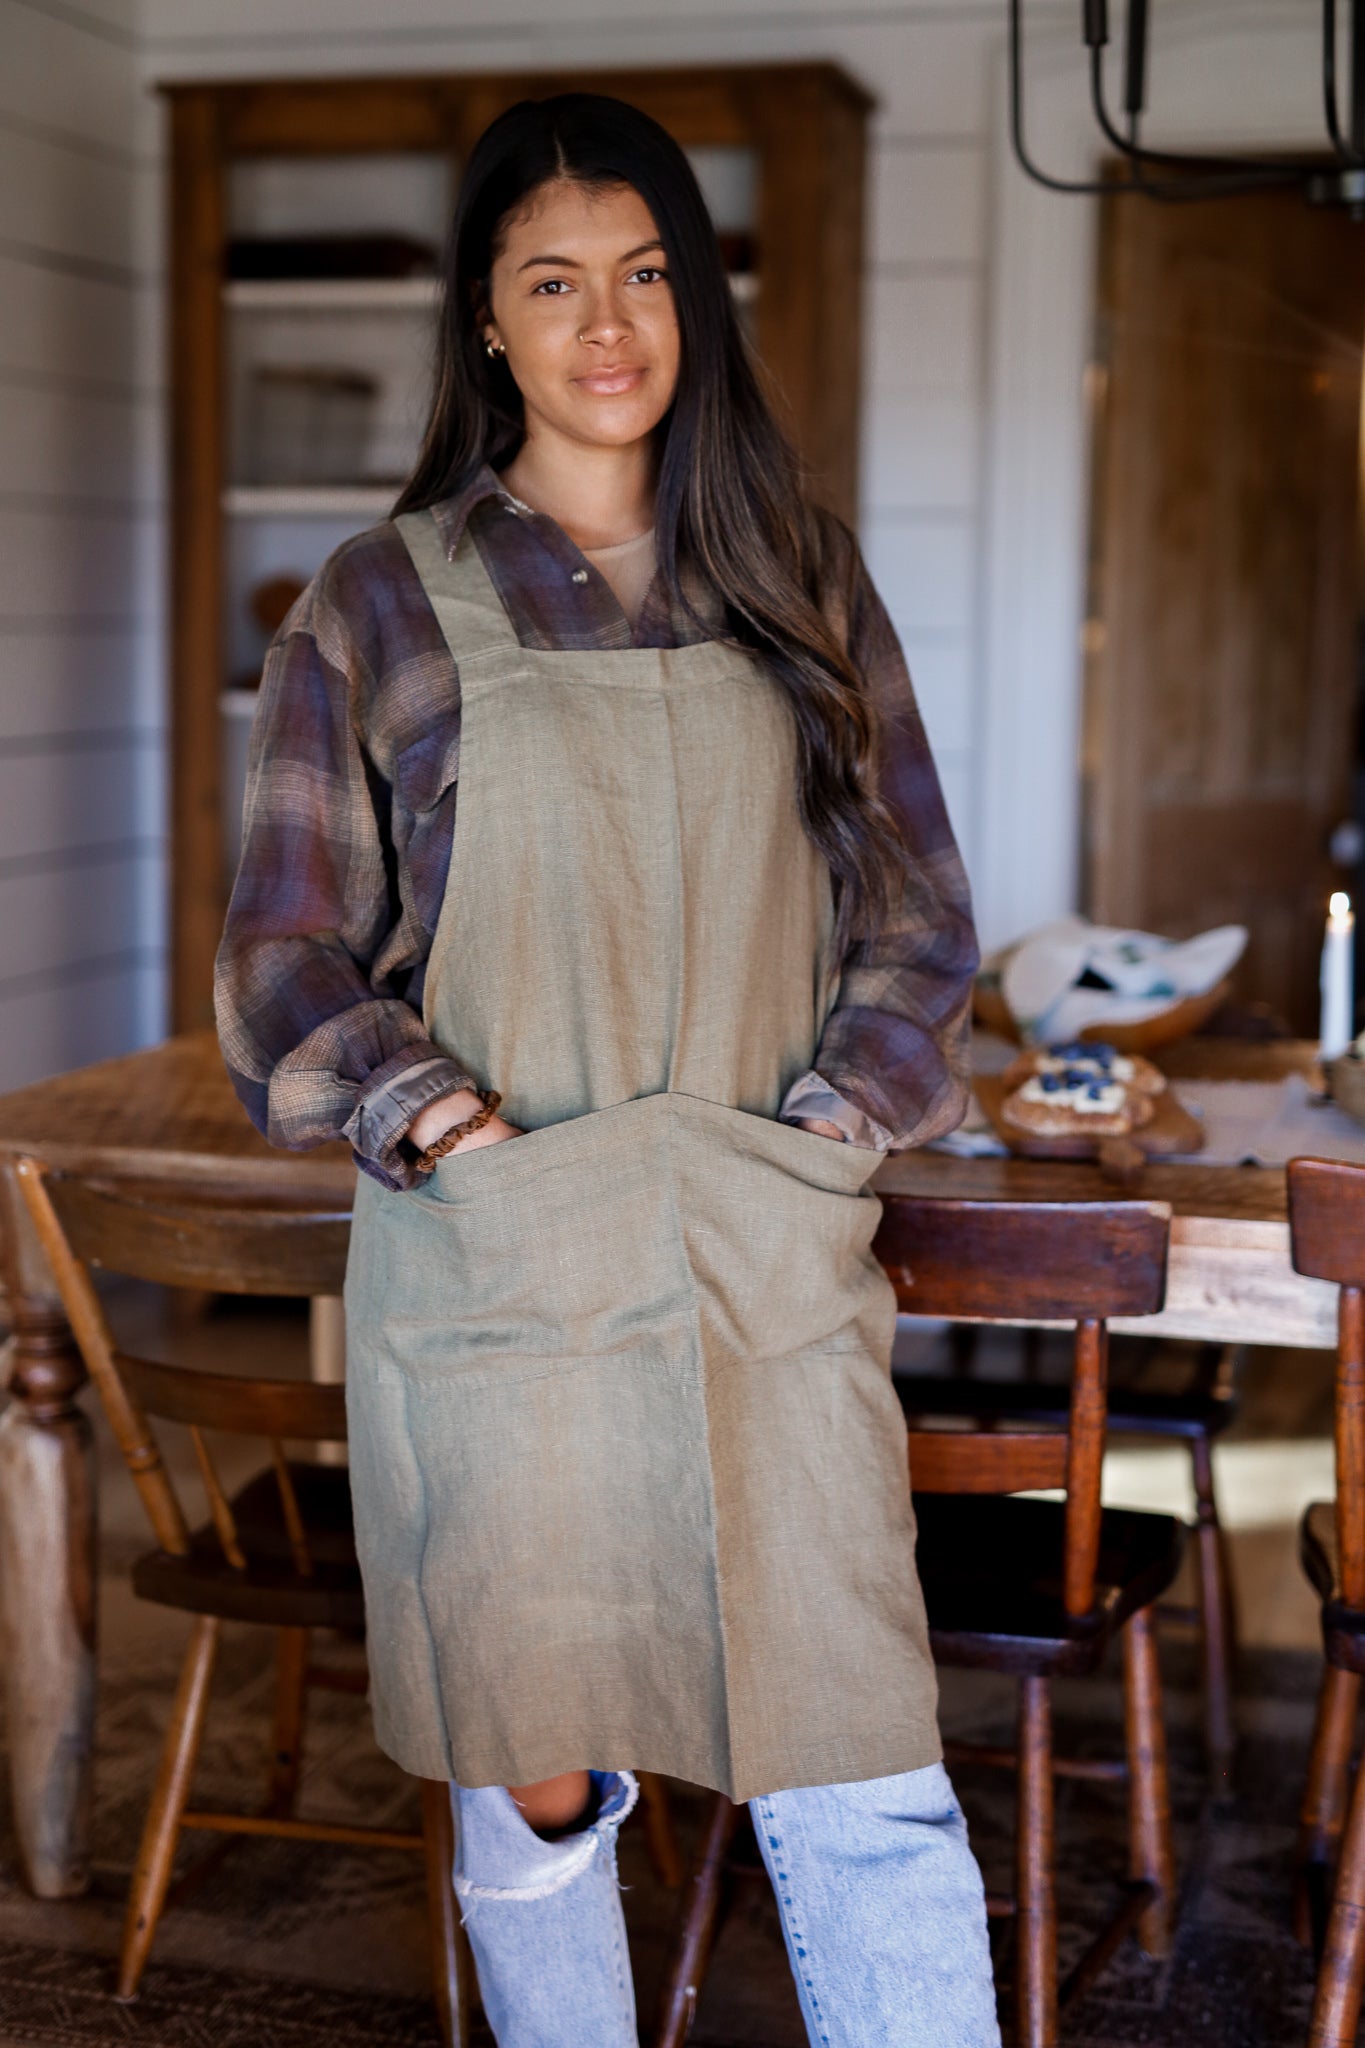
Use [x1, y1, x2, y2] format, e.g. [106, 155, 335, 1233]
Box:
[582, 528, 657, 630]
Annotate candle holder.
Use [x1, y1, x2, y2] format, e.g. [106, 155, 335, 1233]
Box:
[1326, 1051, 1365, 1129]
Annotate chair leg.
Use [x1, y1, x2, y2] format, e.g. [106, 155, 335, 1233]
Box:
[1122, 1605, 1175, 1957]
[1297, 1666, 1362, 1947]
[1190, 1434, 1237, 1777]
[1311, 1744, 1365, 2046]
[267, 1626, 311, 1817]
[1016, 1675, 1057, 2048]
[420, 1779, 472, 2048]
[116, 1615, 220, 2001]
[654, 1793, 738, 2048]
[639, 1770, 684, 1888]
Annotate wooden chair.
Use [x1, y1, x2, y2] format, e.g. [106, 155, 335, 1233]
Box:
[14, 1156, 471, 2047]
[655, 1195, 1181, 2048]
[894, 1332, 1240, 1777]
[1288, 1155, 1365, 2046]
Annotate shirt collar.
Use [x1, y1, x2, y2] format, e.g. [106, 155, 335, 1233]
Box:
[428, 464, 514, 559]
[424, 461, 726, 646]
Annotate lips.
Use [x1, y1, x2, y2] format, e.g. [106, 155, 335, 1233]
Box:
[575, 365, 646, 395]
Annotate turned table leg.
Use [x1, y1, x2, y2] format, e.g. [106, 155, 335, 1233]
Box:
[310, 1295, 347, 1467]
[0, 1157, 96, 1897]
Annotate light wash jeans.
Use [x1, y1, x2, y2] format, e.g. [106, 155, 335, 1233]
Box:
[452, 1763, 1000, 2047]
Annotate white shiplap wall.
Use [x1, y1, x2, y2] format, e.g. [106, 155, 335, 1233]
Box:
[0, 0, 163, 1090]
[136, 0, 1004, 911]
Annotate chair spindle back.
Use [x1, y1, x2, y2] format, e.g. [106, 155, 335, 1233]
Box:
[17, 1157, 351, 1574]
[873, 1195, 1171, 1619]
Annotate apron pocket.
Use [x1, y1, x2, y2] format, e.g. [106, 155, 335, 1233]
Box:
[373, 1093, 693, 1384]
[667, 1093, 894, 1365]
[682, 1095, 883, 1192]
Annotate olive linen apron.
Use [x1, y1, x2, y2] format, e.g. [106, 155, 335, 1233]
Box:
[342, 510, 939, 1803]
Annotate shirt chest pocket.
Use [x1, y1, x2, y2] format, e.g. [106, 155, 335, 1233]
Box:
[394, 725, 461, 815]
[392, 726, 461, 877]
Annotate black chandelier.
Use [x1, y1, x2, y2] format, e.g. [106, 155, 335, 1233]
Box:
[1010, 0, 1365, 211]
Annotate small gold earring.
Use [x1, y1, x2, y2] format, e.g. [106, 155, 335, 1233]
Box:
[485, 338, 504, 359]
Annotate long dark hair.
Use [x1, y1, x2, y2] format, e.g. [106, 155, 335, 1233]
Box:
[395, 92, 905, 944]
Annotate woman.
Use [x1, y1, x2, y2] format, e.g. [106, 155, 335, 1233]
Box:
[217, 92, 998, 2048]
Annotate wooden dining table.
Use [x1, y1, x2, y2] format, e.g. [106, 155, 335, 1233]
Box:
[0, 1029, 1342, 1900]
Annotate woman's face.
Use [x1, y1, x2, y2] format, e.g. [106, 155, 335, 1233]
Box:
[484, 177, 680, 454]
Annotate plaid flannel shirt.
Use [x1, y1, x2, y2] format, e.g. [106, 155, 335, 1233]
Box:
[214, 466, 979, 1190]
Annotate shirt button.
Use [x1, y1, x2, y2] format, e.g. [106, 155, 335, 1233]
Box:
[572, 568, 589, 583]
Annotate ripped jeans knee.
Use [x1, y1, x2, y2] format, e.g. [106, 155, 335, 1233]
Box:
[453, 1769, 639, 1904]
[450, 1771, 640, 2048]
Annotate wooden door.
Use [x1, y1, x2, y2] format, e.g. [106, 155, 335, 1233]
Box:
[1084, 186, 1365, 1031]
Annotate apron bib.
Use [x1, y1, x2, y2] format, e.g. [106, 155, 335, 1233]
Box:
[343, 511, 939, 1801]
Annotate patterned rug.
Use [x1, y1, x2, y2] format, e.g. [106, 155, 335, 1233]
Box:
[0, 1567, 1327, 2046]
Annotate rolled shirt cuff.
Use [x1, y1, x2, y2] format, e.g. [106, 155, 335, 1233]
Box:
[777, 1070, 895, 1152]
[344, 1049, 480, 1190]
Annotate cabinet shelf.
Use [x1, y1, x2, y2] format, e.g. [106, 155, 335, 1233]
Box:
[225, 276, 440, 313]
[222, 484, 397, 518]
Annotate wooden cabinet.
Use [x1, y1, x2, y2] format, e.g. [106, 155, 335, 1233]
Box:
[161, 65, 873, 1031]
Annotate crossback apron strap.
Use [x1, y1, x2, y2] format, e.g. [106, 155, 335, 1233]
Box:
[395, 508, 521, 662]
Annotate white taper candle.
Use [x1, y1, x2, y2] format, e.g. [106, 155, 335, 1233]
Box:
[1321, 890, 1355, 1060]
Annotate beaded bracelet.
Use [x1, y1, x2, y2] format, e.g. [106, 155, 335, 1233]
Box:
[412, 1089, 503, 1174]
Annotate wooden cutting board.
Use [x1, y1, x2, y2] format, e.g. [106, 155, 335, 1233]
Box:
[974, 1072, 1204, 1182]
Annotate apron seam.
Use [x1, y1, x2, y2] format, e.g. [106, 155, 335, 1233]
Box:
[659, 679, 687, 1098]
[664, 1095, 738, 1799]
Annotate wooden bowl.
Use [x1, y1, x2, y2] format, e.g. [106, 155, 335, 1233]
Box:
[1327, 1053, 1365, 1128]
[972, 977, 1232, 1053]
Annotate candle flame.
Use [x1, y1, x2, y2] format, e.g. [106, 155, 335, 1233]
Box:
[1331, 891, 1353, 918]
